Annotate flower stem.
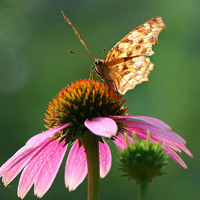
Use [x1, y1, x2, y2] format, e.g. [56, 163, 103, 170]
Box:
[138, 177, 148, 200]
[81, 131, 100, 200]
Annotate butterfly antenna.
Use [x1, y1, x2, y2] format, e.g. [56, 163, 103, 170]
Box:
[61, 11, 96, 61]
[68, 50, 92, 58]
[100, 48, 106, 59]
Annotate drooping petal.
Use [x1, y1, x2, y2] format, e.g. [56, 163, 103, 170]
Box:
[0, 125, 69, 189]
[99, 140, 111, 178]
[111, 115, 171, 131]
[0, 146, 31, 178]
[26, 123, 70, 149]
[17, 139, 67, 199]
[65, 141, 87, 191]
[0, 140, 52, 186]
[124, 126, 192, 167]
[17, 140, 54, 199]
[1, 147, 39, 186]
[34, 140, 67, 198]
[124, 125, 192, 158]
[118, 119, 186, 145]
[164, 146, 188, 169]
[113, 133, 134, 151]
[84, 117, 118, 138]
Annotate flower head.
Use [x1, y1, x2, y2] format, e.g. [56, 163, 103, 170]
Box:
[0, 79, 192, 198]
[44, 79, 127, 142]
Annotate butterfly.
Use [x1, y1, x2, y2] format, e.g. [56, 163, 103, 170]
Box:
[62, 11, 166, 95]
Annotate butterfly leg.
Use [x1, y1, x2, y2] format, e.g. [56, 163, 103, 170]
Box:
[89, 66, 95, 80]
[96, 74, 100, 82]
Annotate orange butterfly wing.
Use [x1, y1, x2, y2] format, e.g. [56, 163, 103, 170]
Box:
[102, 17, 166, 94]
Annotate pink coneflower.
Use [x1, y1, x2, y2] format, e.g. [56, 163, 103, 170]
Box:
[0, 79, 192, 199]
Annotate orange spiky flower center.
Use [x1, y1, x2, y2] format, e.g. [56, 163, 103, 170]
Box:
[44, 79, 128, 143]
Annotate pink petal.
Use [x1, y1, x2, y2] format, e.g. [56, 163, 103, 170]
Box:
[26, 123, 70, 149]
[0, 146, 31, 177]
[99, 141, 111, 178]
[111, 115, 171, 131]
[125, 126, 192, 157]
[65, 141, 87, 191]
[0, 125, 69, 189]
[18, 139, 66, 198]
[157, 136, 192, 157]
[1, 147, 38, 186]
[0, 125, 68, 176]
[118, 119, 186, 145]
[164, 146, 188, 169]
[125, 127, 192, 168]
[113, 133, 134, 151]
[18, 140, 53, 198]
[34, 140, 67, 198]
[0, 140, 52, 186]
[84, 117, 118, 138]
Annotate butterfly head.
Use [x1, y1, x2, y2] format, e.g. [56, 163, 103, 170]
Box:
[94, 59, 103, 66]
[94, 59, 105, 78]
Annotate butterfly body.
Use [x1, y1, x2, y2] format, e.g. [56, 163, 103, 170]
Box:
[94, 59, 116, 90]
[94, 57, 137, 92]
[62, 11, 166, 94]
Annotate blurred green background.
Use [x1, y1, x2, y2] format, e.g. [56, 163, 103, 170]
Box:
[0, 0, 199, 199]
